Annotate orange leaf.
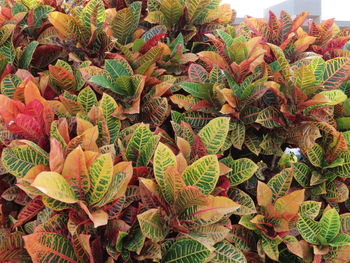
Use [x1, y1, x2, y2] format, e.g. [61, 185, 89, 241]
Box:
[62, 146, 90, 199]
[257, 181, 272, 207]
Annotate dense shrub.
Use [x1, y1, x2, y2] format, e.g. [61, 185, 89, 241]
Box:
[1, 0, 350, 262]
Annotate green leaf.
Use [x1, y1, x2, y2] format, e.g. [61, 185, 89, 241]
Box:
[261, 235, 281, 261]
[329, 151, 350, 178]
[198, 117, 230, 154]
[306, 143, 323, 167]
[307, 56, 325, 84]
[180, 82, 212, 100]
[136, 47, 163, 74]
[323, 57, 350, 90]
[1, 141, 48, 178]
[212, 241, 247, 263]
[23, 233, 78, 263]
[87, 153, 114, 205]
[329, 233, 350, 247]
[141, 97, 169, 127]
[0, 38, 16, 64]
[32, 172, 78, 203]
[227, 188, 256, 215]
[90, 75, 115, 91]
[320, 208, 340, 243]
[267, 168, 293, 200]
[1, 74, 22, 98]
[124, 224, 145, 254]
[230, 121, 245, 150]
[297, 216, 321, 244]
[21, 0, 40, 9]
[112, 8, 134, 44]
[228, 225, 257, 251]
[33, 5, 55, 28]
[145, 11, 166, 25]
[137, 208, 169, 242]
[182, 155, 219, 195]
[161, 238, 210, 263]
[189, 225, 230, 246]
[256, 106, 284, 128]
[129, 2, 142, 32]
[153, 142, 177, 195]
[268, 44, 291, 80]
[160, 0, 184, 29]
[294, 65, 319, 95]
[18, 41, 39, 69]
[105, 59, 132, 78]
[244, 132, 261, 155]
[81, 0, 105, 32]
[293, 162, 312, 187]
[137, 135, 160, 167]
[126, 123, 153, 163]
[77, 87, 98, 113]
[174, 186, 209, 213]
[299, 201, 321, 219]
[100, 93, 121, 144]
[222, 157, 258, 186]
[0, 24, 15, 46]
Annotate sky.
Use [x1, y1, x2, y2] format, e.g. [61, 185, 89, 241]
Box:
[221, 0, 350, 21]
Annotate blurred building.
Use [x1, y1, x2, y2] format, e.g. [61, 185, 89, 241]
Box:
[223, 0, 350, 28]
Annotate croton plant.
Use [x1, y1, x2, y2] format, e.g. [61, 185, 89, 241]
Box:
[0, 0, 350, 262]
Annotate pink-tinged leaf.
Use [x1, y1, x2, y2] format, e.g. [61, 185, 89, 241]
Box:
[0, 94, 25, 123]
[49, 138, 65, 173]
[198, 51, 230, 72]
[23, 232, 79, 263]
[188, 64, 209, 83]
[0, 231, 29, 262]
[79, 202, 108, 228]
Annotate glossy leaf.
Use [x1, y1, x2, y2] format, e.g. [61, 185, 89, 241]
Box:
[32, 172, 78, 203]
[87, 153, 114, 205]
[182, 155, 219, 195]
[23, 232, 78, 263]
[161, 238, 210, 263]
[137, 208, 168, 242]
[198, 117, 230, 154]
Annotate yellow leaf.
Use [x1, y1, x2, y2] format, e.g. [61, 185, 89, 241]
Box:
[196, 195, 240, 222]
[48, 12, 81, 41]
[32, 172, 78, 203]
[77, 117, 94, 135]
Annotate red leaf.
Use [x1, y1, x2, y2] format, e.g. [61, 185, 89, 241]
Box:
[139, 33, 166, 53]
[190, 135, 208, 160]
[13, 196, 44, 228]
